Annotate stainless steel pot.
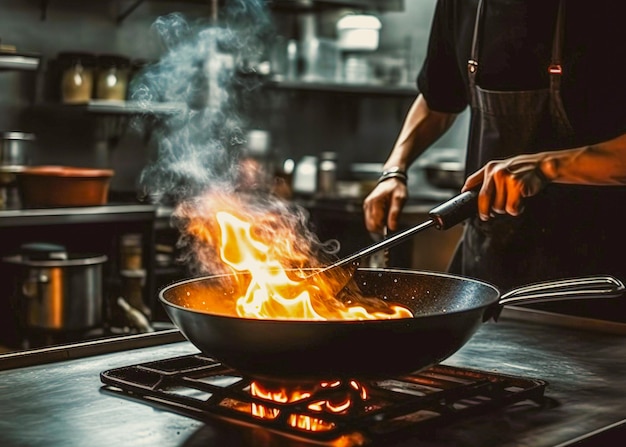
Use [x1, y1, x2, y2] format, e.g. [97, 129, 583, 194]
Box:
[2, 245, 107, 331]
[424, 160, 465, 190]
[0, 131, 35, 169]
[1, 132, 35, 208]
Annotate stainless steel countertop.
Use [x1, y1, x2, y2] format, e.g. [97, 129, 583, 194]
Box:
[1, 309, 626, 447]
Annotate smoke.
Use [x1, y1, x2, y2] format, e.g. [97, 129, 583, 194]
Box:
[129, 1, 341, 276]
[131, 1, 273, 204]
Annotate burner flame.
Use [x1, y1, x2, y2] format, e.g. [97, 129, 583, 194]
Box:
[250, 380, 368, 432]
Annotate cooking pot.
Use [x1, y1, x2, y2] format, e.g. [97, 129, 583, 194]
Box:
[418, 148, 466, 190]
[2, 243, 108, 331]
[159, 268, 625, 381]
[0, 131, 35, 187]
[0, 131, 34, 167]
[424, 159, 465, 190]
[16, 165, 114, 208]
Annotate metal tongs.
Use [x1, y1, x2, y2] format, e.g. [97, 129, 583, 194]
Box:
[307, 190, 478, 283]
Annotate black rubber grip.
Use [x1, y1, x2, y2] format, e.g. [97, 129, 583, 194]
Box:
[428, 190, 478, 230]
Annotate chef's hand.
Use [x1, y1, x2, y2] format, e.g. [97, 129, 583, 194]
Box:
[462, 153, 550, 221]
[363, 178, 408, 234]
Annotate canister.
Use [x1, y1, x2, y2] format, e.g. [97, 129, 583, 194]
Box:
[58, 52, 96, 104]
[95, 54, 130, 100]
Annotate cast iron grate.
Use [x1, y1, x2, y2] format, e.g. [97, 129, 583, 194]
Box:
[100, 354, 547, 444]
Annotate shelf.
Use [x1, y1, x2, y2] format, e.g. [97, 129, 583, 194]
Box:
[265, 77, 418, 96]
[267, 0, 403, 12]
[0, 52, 41, 71]
[60, 100, 186, 115]
[42, 78, 416, 117]
[0, 203, 157, 227]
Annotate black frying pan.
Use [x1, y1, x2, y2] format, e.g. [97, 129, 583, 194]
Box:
[159, 269, 624, 381]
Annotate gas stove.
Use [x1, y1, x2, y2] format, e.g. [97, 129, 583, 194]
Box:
[100, 353, 548, 445]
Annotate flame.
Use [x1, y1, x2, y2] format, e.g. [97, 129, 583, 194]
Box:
[250, 380, 368, 432]
[177, 191, 413, 320]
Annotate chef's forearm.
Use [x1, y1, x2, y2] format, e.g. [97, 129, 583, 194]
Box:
[383, 94, 458, 172]
[540, 132, 626, 185]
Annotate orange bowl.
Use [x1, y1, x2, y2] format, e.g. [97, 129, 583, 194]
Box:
[17, 165, 114, 208]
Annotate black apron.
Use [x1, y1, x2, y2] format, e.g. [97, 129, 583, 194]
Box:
[448, 0, 626, 320]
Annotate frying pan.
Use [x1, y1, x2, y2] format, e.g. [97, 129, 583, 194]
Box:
[159, 269, 624, 381]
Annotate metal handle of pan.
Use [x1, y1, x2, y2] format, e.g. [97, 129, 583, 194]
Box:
[498, 275, 626, 306]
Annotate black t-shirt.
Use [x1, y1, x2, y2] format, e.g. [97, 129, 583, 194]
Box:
[417, 0, 626, 146]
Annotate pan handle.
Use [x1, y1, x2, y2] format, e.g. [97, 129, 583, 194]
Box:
[498, 275, 625, 306]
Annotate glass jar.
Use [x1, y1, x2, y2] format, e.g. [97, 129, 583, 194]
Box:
[95, 54, 130, 101]
[58, 52, 96, 104]
[317, 151, 338, 197]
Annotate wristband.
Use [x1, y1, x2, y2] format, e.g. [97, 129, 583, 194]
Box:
[377, 167, 408, 185]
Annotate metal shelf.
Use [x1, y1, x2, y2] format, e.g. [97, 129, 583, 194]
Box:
[62, 100, 186, 115]
[265, 77, 418, 97]
[0, 203, 157, 227]
[267, 0, 403, 12]
[0, 53, 41, 71]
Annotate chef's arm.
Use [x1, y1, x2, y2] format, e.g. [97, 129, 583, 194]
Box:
[540, 132, 626, 185]
[463, 132, 626, 221]
[363, 94, 458, 233]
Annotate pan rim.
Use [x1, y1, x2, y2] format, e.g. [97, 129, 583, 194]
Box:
[158, 267, 501, 323]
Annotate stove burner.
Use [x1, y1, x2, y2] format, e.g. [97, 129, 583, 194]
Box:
[100, 354, 547, 444]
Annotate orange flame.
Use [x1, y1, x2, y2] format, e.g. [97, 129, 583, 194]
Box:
[250, 380, 368, 432]
[176, 191, 413, 321]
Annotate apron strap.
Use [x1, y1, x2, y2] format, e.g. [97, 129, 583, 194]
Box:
[467, 0, 484, 78]
[468, 0, 566, 83]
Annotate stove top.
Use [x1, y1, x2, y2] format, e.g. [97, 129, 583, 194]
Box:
[100, 353, 548, 445]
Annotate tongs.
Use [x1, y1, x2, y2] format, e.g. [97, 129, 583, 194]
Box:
[308, 190, 478, 283]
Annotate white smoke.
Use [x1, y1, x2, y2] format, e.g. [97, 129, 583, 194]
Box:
[131, 0, 273, 204]
[129, 1, 342, 275]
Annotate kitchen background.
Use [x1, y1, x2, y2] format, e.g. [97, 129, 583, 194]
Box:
[0, 0, 470, 351]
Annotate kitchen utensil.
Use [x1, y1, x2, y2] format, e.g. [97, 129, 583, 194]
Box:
[308, 190, 477, 287]
[16, 165, 114, 208]
[416, 147, 466, 190]
[424, 159, 465, 190]
[0, 131, 35, 169]
[160, 269, 624, 381]
[2, 243, 108, 331]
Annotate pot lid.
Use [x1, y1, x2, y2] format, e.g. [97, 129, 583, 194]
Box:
[19, 242, 67, 260]
[2, 253, 108, 267]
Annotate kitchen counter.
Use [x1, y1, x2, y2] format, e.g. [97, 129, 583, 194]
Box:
[1, 308, 626, 447]
[0, 203, 157, 227]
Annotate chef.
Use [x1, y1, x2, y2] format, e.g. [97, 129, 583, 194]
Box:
[363, 0, 626, 321]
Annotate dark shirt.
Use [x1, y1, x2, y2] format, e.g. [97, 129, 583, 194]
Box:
[417, 0, 626, 146]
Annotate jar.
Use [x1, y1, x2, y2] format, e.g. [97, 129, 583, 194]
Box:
[120, 233, 143, 270]
[317, 151, 338, 197]
[292, 155, 318, 196]
[58, 52, 96, 104]
[95, 54, 130, 101]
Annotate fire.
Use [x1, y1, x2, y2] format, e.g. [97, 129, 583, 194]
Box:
[250, 380, 368, 432]
[177, 191, 413, 320]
